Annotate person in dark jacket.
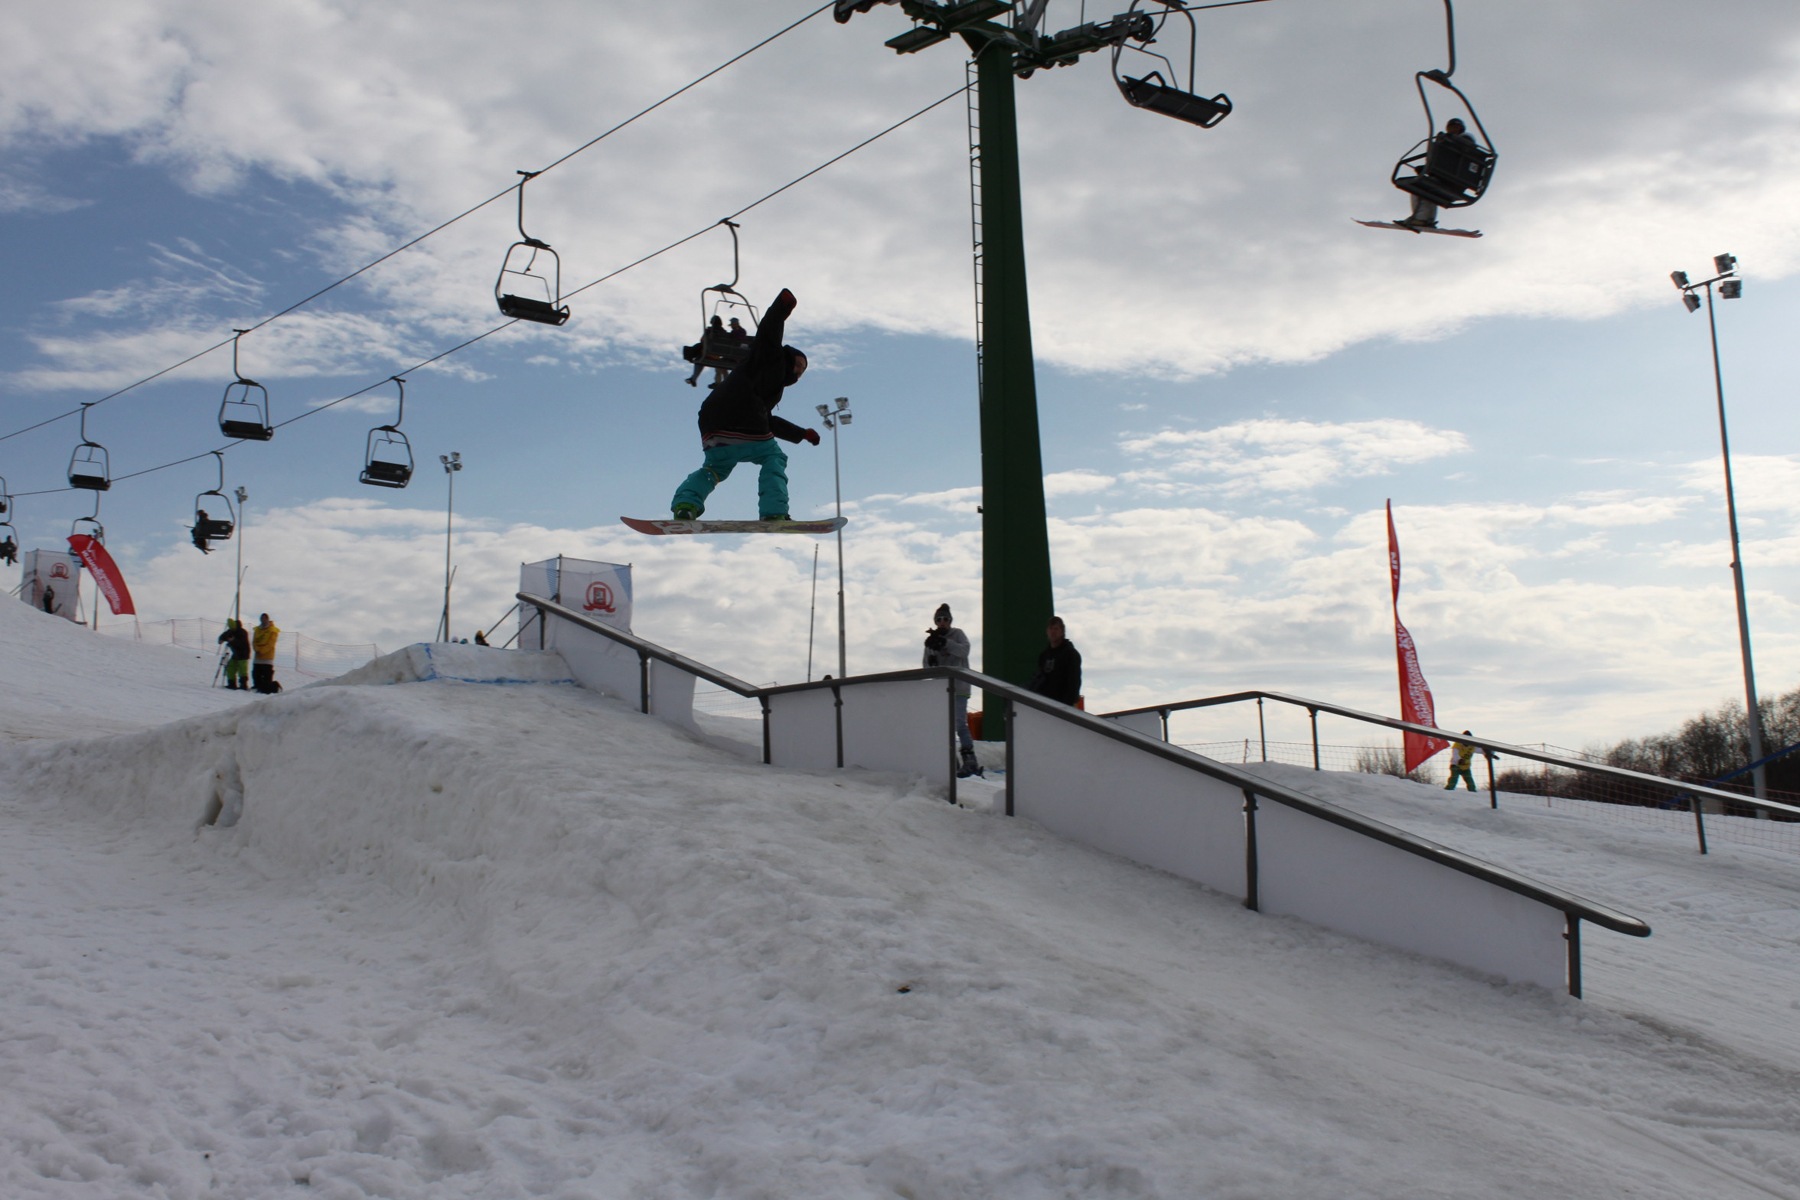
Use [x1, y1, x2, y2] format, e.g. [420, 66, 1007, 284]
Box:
[217, 618, 251, 690]
[669, 288, 819, 521]
[1027, 615, 1082, 706]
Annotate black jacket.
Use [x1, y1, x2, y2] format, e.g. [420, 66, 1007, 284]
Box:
[696, 289, 806, 445]
[218, 624, 251, 661]
[1028, 639, 1082, 705]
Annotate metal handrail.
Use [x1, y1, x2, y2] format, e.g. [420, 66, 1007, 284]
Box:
[520, 590, 1651, 940]
[516, 593, 759, 697]
[950, 671, 1648, 940]
[1100, 689, 1800, 820]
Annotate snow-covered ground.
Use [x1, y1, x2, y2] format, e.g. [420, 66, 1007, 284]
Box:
[3, 597, 1798, 1199]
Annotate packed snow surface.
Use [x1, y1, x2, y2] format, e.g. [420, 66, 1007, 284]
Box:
[3, 598, 1798, 1198]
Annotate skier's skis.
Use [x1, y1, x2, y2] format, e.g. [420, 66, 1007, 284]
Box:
[621, 516, 848, 536]
[1355, 219, 1482, 239]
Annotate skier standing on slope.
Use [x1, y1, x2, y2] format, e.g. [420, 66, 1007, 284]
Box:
[669, 288, 819, 522]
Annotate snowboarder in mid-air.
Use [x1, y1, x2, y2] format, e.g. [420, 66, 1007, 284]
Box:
[668, 287, 819, 523]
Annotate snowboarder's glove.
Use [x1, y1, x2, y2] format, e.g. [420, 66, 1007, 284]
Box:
[769, 288, 798, 320]
[802, 428, 820, 445]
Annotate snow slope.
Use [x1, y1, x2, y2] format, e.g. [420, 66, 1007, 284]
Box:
[2, 596, 1797, 1199]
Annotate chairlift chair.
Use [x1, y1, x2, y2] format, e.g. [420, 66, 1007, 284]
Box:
[192, 451, 237, 543]
[360, 377, 415, 488]
[1388, 3, 1495, 212]
[1111, 1, 1232, 129]
[217, 329, 274, 441]
[0, 474, 9, 516]
[72, 514, 105, 545]
[495, 170, 571, 326]
[683, 220, 761, 384]
[0, 519, 18, 566]
[68, 404, 111, 491]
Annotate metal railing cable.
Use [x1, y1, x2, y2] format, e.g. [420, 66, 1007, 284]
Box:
[8, 81, 965, 500]
[0, 3, 836, 448]
[1099, 689, 1800, 852]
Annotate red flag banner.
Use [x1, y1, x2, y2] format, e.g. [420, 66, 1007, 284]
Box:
[68, 534, 136, 616]
[1387, 501, 1448, 771]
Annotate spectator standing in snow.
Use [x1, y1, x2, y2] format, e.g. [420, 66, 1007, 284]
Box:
[217, 618, 251, 691]
[1027, 616, 1083, 707]
[923, 602, 981, 778]
[1445, 731, 1479, 792]
[252, 612, 281, 694]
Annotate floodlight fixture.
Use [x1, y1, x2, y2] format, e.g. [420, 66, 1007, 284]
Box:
[1683, 291, 1702, 313]
[441, 451, 462, 473]
[1720, 279, 1742, 300]
[1713, 253, 1737, 276]
[1670, 270, 1690, 289]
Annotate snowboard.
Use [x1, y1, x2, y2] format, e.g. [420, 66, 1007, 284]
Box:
[1355, 219, 1482, 239]
[621, 516, 848, 536]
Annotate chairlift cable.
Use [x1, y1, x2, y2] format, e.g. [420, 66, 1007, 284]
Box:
[10, 79, 964, 499]
[0, 3, 837, 446]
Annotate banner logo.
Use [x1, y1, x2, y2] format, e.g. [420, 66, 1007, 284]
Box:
[583, 581, 616, 613]
[50, 561, 71, 579]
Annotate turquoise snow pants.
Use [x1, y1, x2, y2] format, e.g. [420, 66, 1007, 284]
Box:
[671, 440, 789, 519]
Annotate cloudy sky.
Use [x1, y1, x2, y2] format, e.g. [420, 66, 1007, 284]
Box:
[3, 0, 1799, 751]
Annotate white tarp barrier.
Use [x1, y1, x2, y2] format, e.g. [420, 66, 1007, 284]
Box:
[21, 549, 81, 622]
[767, 678, 951, 788]
[538, 611, 699, 731]
[519, 557, 631, 647]
[1104, 709, 1164, 740]
[1013, 703, 1247, 898]
[1254, 801, 1567, 989]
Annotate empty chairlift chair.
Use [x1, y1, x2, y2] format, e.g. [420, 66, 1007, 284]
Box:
[218, 329, 274, 441]
[1111, 2, 1232, 129]
[359, 377, 415, 489]
[494, 170, 570, 326]
[68, 404, 111, 492]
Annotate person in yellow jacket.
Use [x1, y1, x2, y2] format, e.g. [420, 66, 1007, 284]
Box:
[1445, 730, 1478, 792]
[251, 612, 281, 694]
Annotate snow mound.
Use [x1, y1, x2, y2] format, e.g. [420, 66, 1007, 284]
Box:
[328, 641, 575, 687]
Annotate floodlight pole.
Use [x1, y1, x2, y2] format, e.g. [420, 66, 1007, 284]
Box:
[818, 398, 853, 679]
[437, 452, 462, 642]
[233, 485, 247, 624]
[1673, 258, 1766, 803]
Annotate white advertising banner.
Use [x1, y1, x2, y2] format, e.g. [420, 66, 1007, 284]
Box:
[519, 557, 632, 646]
[21, 549, 82, 622]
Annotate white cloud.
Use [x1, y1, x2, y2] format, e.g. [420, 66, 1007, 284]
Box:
[1120, 418, 1470, 494]
[5, 1, 1800, 387]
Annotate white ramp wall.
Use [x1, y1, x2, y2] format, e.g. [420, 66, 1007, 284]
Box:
[1253, 803, 1567, 988]
[1012, 705, 1248, 897]
[541, 615, 698, 731]
[768, 679, 951, 789]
